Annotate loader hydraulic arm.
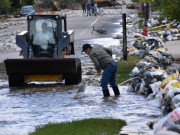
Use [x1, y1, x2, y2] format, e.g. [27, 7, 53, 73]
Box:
[61, 15, 67, 33]
[16, 31, 29, 58]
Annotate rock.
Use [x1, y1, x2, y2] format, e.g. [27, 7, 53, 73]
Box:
[147, 119, 159, 129]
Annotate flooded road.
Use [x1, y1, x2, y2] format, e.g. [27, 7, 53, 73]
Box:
[0, 80, 162, 135]
[0, 8, 163, 135]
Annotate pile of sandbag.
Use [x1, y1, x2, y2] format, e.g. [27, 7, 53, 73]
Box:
[148, 70, 180, 114]
[146, 17, 170, 28]
[128, 33, 179, 112]
[127, 22, 180, 134]
[146, 18, 180, 41]
[129, 34, 173, 67]
[129, 35, 163, 54]
[148, 107, 180, 135]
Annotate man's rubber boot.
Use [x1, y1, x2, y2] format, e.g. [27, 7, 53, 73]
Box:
[112, 86, 120, 96]
[103, 89, 110, 97]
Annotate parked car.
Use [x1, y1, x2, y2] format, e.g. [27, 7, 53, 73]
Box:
[20, 5, 35, 16]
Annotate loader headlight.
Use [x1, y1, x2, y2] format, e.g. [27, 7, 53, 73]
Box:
[28, 15, 32, 20]
[55, 15, 59, 19]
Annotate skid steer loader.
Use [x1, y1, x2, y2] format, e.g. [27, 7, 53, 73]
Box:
[4, 14, 82, 87]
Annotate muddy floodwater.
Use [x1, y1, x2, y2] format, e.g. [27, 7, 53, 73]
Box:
[0, 80, 162, 135]
[0, 9, 163, 134]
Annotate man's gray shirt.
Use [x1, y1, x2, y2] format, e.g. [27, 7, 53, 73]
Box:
[89, 46, 114, 70]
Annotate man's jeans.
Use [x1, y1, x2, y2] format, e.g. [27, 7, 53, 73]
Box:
[101, 61, 118, 91]
[87, 9, 91, 16]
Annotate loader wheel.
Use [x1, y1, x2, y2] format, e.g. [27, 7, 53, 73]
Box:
[70, 42, 75, 55]
[8, 75, 25, 87]
[76, 58, 82, 83]
[65, 58, 82, 85]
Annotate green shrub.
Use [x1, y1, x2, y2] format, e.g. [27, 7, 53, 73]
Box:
[116, 55, 141, 84]
[29, 118, 126, 135]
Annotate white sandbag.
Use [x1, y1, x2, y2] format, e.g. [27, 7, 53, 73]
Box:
[150, 81, 161, 94]
[153, 107, 180, 133]
[166, 35, 172, 41]
[161, 80, 180, 98]
[177, 24, 180, 29]
[149, 70, 164, 77]
[139, 80, 145, 92]
[132, 67, 139, 75]
[172, 95, 180, 108]
[155, 128, 179, 135]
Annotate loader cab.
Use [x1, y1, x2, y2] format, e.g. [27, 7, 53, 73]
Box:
[28, 15, 61, 58]
[5, 14, 81, 87]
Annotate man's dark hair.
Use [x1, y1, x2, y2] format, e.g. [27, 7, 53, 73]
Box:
[82, 44, 92, 52]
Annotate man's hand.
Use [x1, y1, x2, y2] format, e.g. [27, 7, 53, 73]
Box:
[97, 70, 102, 75]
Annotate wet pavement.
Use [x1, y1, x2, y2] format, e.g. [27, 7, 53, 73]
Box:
[0, 6, 164, 135]
[0, 80, 162, 135]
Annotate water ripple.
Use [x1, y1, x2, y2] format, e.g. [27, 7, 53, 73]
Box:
[0, 83, 162, 135]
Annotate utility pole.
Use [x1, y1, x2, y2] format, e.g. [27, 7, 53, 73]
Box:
[143, 2, 147, 27]
[122, 1, 127, 61]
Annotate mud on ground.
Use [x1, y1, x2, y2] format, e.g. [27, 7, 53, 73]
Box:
[0, 62, 8, 80]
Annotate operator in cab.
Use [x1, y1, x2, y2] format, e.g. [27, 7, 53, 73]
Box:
[33, 22, 55, 50]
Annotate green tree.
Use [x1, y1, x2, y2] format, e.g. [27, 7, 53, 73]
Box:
[132, 0, 154, 2]
[10, 0, 21, 9]
[25, 0, 35, 5]
[57, 0, 84, 9]
[21, 0, 35, 5]
[158, 0, 180, 21]
[0, 0, 11, 9]
[134, 0, 180, 22]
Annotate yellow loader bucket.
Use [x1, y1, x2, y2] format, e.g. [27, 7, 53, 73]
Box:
[4, 58, 82, 87]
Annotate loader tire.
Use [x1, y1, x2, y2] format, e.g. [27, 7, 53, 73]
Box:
[77, 58, 82, 83]
[8, 75, 25, 87]
[65, 58, 82, 85]
[70, 42, 75, 55]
